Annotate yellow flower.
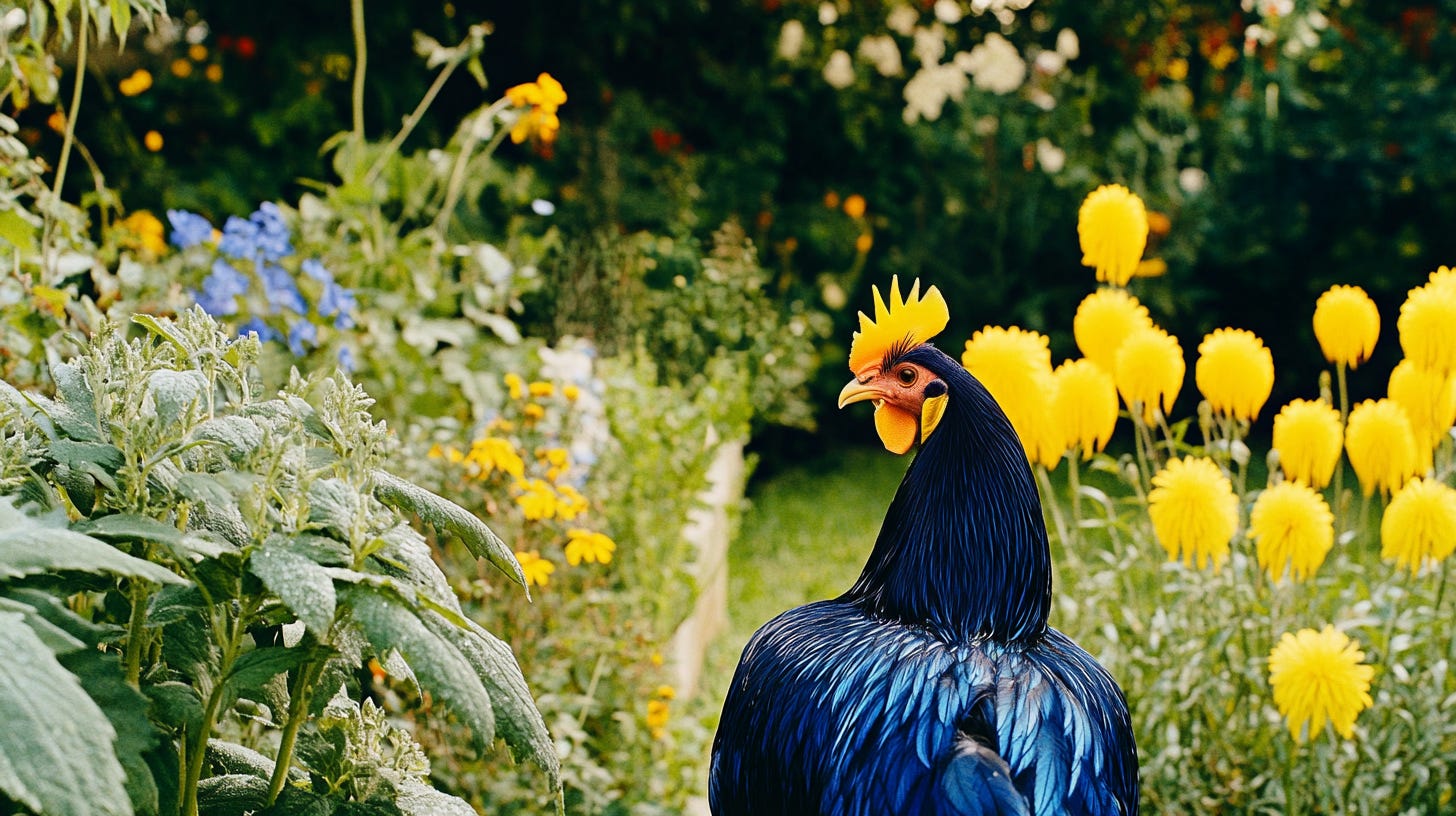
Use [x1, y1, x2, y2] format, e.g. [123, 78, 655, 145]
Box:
[1388, 359, 1456, 465]
[1250, 482, 1334, 582]
[170, 58, 193, 78]
[1115, 325, 1185, 423]
[1147, 457, 1238, 571]
[118, 210, 167, 258]
[188, 43, 209, 62]
[1271, 399, 1343, 489]
[961, 326, 1061, 467]
[119, 68, 153, 96]
[1313, 285, 1379, 368]
[506, 72, 567, 145]
[646, 698, 671, 738]
[205, 63, 223, 82]
[1380, 477, 1456, 574]
[1077, 184, 1149, 286]
[143, 130, 164, 152]
[523, 403, 546, 422]
[1073, 288, 1154, 376]
[843, 194, 867, 219]
[565, 528, 616, 566]
[1050, 358, 1118, 458]
[556, 484, 589, 520]
[855, 232, 873, 254]
[503, 372, 525, 400]
[514, 478, 559, 521]
[655, 685, 677, 700]
[515, 550, 555, 588]
[1268, 626, 1374, 742]
[1399, 277, 1456, 376]
[1196, 328, 1275, 421]
[563, 384, 581, 402]
[528, 380, 555, 398]
[465, 436, 525, 480]
[1345, 399, 1419, 496]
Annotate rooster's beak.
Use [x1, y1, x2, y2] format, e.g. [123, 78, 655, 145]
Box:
[838, 378, 879, 409]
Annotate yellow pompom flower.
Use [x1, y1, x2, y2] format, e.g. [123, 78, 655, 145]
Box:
[1250, 482, 1334, 583]
[1195, 328, 1275, 421]
[1073, 288, 1154, 376]
[1345, 399, 1419, 496]
[565, 529, 616, 566]
[1380, 477, 1456, 574]
[1271, 399, 1343, 489]
[1313, 285, 1379, 368]
[1115, 325, 1185, 423]
[1399, 277, 1456, 376]
[515, 550, 555, 588]
[1268, 626, 1374, 742]
[1388, 359, 1456, 465]
[1077, 184, 1149, 286]
[1147, 457, 1238, 571]
[1050, 359, 1118, 458]
[962, 326, 1060, 467]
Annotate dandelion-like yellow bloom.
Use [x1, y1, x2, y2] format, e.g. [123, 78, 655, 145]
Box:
[1268, 626, 1374, 742]
[565, 528, 616, 566]
[465, 436, 525, 480]
[1345, 399, 1419, 496]
[514, 478, 559, 521]
[962, 326, 1061, 467]
[1147, 457, 1238, 571]
[1399, 277, 1456, 376]
[1380, 477, 1456, 574]
[563, 384, 581, 401]
[1271, 399, 1343, 489]
[515, 550, 555, 588]
[1250, 482, 1334, 583]
[1050, 358, 1118, 458]
[1195, 328, 1275, 421]
[556, 484, 589, 521]
[1313, 285, 1379, 368]
[1077, 184, 1149, 286]
[1115, 325, 1185, 423]
[119, 210, 167, 257]
[503, 372, 525, 400]
[646, 698, 671, 739]
[1073, 288, 1155, 376]
[1388, 359, 1456, 467]
[529, 380, 556, 398]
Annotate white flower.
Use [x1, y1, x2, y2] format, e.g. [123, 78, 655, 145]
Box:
[902, 63, 969, 124]
[1027, 87, 1056, 110]
[818, 2, 838, 26]
[857, 34, 904, 77]
[777, 19, 806, 60]
[912, 24, 947, 66]
[1179, 167, 1209, 195]
[823, 49, 855, 89]
[1033, 49, 1066, 75]
[934, 0, 963, 24]
[1056, 28, 1080, 59]
[887, 4, 919, 36]
[1259, 0, 1293, 17]
[1036, 138, 1065, 173]
[964, 32, 1026, 95]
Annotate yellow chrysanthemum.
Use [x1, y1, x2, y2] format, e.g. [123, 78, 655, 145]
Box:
[1196, 328, 1275, 421]
[1250, 482, 1334, 583]
[514, 478, 559, 521]
[1271, 399, 1343, 489]
[1268, 626, 1374, 742]
[1147, 457, 1238, 571]
[1077, 184, 1149, 286]
[565, 528, 616, 566]
[1073, 288, 1155, 376]
[1345, 399, 1419, 497]
[1313, 285, 1379, 368]
[515, 550, 555, 588]
[465, 436, 525, 480]
[1399, 277, 1456, 376]
[961, 326, 1061, 467]
[1115, 325, 1185, 423]
[1380, 477, 1456, 574]
[1388, 359, 1456, 467]
[1050, 358, 1118, 458]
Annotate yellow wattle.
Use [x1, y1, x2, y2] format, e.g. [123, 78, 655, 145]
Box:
[875, 402, 919, 454]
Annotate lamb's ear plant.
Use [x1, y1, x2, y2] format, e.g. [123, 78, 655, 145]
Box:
[0, 308, 558, 816]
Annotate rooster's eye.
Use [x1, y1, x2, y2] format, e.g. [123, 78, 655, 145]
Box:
[896, 367, 917, 386]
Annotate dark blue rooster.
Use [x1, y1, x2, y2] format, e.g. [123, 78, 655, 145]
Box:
[710, 278, 1138, 816]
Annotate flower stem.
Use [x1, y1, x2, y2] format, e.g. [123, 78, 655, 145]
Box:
[1334, 363, 1349, 518]
[433, 103, 511, 238]
[362, 56, 462, 188]
[265, 657, 326, 805]
[123, 580, 149, 686]
[45, 1, 88, 277]
[350, 0, 366, 141]
[1035, 464, 1071, 550]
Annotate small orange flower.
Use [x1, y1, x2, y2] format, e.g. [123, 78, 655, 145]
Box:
[843, 194, 867, 219]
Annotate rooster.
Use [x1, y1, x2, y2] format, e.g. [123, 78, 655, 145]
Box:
[710, 278, 1137, 816]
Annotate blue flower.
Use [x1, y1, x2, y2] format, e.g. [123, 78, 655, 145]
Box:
[167, 210, 214, 249]
[302, 258, 332, 283]
[318, 281, 357, 329]
[286, 319, 318, 356]
[236, 316, 279, 343]
[336, 345, 356, 373]
[192, 259, 249, 316]
[259, 264, 307, 315]
[250, 203, 293, 262]
[218, 215, 260, 260]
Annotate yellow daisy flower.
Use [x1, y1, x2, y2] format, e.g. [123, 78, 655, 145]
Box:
[1147, 457, 1238, 571]
[529, 380, 556, 398]
[513, 478, 559, 521]
[1380, 477, 1456, 574]
[1345, 399, 1419, 497]
[961, 326, 1061, 467]
[1399, 277, 1456, 376]
[1313, 285, 1379, 368]
[515, 550, 555, 588]
[1115, 325, 1185, 423]
[504, 372, 526, 400]
[1268, 626, 1374, 742]
[1271, 399, 1344, 489]
[1050, 358, 1118, 458]
[646, 698, 671, 739]
[1250, 482, 1334, 583]
[1073, 288, 1154, 376]
[556, 484, 589, 520]
[1077, 184, 1149, 286]
[1388, 359, 1456, 467]
[1195, 328, 1275, 421]
[465, 436, 525, 480]
[565, 528, 616, 566]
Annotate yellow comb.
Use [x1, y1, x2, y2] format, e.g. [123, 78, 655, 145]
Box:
[847, 276, 950, 373]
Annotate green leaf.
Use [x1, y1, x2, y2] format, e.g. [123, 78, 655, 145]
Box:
[75, 512, 228, 561]
[0, 611, 133, 816]
[145, 583, 206, 628]
[222, 645, 315, 709]
[145, 681, 205, 733]
[148, 370, 207, 427]
[109, 0, 131, 47]
[371, 470, 526, 595]
[132, 313, 189, 355]
[0, 499, 184, 584]
[0, 208, 38, 254]
[205, 739, 275, 779]
[50, 362, 101, 441]
[194, 774, 268, 816]
[307, 477, 360, 538]
[250, 540, 337, 634]
[190, 416, 265, 462]
[396, 779, 478, 816]
[57, 647, 162, 815]
[341, 584, 497, 750]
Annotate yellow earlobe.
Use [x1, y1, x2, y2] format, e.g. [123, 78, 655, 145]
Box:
[920, 392, 948, 443]
[874, 402, 919, 455]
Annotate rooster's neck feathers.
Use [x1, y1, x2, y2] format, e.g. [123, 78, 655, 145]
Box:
[843, 344, 1052, 642]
